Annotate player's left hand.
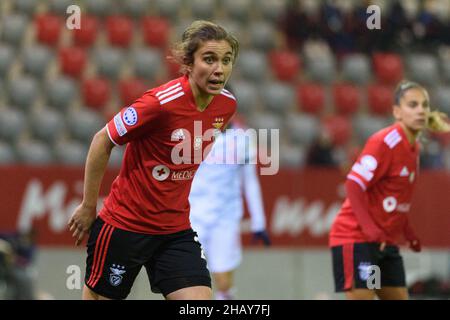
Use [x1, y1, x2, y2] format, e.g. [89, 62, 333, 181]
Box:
[252, 230, 271, 246]
[408, 239, 422, 252]
[404, 224, 422, 253]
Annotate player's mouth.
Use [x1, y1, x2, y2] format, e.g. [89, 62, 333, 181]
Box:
[208, 79, 224, 88]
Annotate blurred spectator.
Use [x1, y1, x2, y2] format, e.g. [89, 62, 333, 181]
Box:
[0, 229, 37, 299]
[306, 130, 339, 167]
[420, 137, 445, 169]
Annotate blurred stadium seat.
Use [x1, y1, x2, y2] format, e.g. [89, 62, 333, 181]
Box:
[434, 86, 450, 114]
[54, 140, 88, 166]
[155, 0, 182, 20]
[59, 46, 87, 78]
[141, 17, 171, 48]
[260, 81, 294, 114]
[48, 0, 73, 15]
[16, 140, 54, 164]
[248, 21, 277, 51]
[1, 14, 28, 46]
[123, 0, 148, 18]
[71, 15, 99, 47]
[407, 53, 439, 86]
[46, 76, 77, 111]
[191, 0, 215, 20]
[322, 115, 352, 146]
[82, 77, 111, 110]
[341, 54, 371, 84]
[259, 0, 286, 22]
[0, 141, 16, 164]
[8, 76, 38, 111]
[22, 45, 52, 78]
[13, 0, 38, 15]
[228, 79, 258, 114]
[332, 83, 360, 115]
[119, 78, 148, 106]
[304, 52, 336, 84]
[222, 0, 252, 22]
[373, 53, 404, 85]
[286, 112, 320, 146]
[249, 112, 283, 131]
[85, 0, 111, 17]
[237, 50, 268, 82]
[296, 83, 325, 115]
[94, 47, 124, 79]
[269, 49, 301, 82]
[106, 15, 134, 48]
[0, 108, 27, 142]
[353, 114, 391, 144]
[66, 108, 105, 143]
[35, 14, 62, 46]
[367, 83, 394, 115]
[132, 48, 162, 80]
[280, 143, 307, 167]
[29, 108, 65, 143]
[0, 45, 15, 77]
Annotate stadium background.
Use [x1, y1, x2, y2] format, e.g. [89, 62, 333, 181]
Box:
[0, 0, 449, 299]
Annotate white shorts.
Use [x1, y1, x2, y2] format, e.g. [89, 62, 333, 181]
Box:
[191, 217, 242, 273]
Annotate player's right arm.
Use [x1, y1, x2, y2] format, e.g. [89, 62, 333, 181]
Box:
[68, 127, 115, 246]
[346, 136, 392, 247]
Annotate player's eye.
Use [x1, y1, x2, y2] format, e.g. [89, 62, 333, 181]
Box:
[204, 56, 214, 64]
[223, 57, 231, 65]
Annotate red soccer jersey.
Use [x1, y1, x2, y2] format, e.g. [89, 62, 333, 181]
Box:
[100, 75, 237, 234]
[329, 123, 420, 246]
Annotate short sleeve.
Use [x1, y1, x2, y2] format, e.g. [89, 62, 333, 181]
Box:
[106, 92, 161, 145]
[347, 136, 392, 191]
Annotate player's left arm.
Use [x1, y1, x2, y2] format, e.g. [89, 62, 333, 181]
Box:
[242, 139, 271, 246]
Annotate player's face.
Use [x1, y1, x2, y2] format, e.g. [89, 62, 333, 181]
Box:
[394, 88, 430, 133]
[188, 40, 234, 96]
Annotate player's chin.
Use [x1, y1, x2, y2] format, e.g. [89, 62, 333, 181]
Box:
[205, 84, 223, 96]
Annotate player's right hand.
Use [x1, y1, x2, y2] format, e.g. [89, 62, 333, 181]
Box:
[365, 227, 387, 244]
[68, 203, 96, 246]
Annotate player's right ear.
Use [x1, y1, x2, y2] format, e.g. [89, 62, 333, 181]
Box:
[393, 104, 402, 121]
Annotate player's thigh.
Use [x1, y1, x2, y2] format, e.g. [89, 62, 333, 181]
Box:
[145, 229, 211, 297]
[84, 217, 146, 300]
[376, 287, 409, 300]
[345, 288, 377, 300]
[165, 286, 212, 300]
[207, 221, 241, 273]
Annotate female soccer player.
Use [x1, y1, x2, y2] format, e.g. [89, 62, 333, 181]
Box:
[67, 20, 239, 300]
[329, 80, 450, 300]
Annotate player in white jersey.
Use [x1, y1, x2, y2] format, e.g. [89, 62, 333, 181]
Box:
[189, 118, 271, 300]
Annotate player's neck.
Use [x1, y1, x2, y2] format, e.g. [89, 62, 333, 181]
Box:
[188, 78, 214, 112]
[398, 122, 419, 145]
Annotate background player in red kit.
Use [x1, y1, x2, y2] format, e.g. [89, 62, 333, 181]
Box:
[329, 80, 450, 300]
[67, 20, 239, 300]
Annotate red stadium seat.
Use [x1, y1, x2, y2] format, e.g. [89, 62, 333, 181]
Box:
[82, 78, 111, 110]
[141, 17, 170, 48]
[269, 50, 301, 82]
[35, 14, 62, 46]
[119, 78, 148, 106]
[59, 46, 87, 78]
[165, 48, 181, 78]
[373, 53, 404, 85]
[72, 15, 99, 47]
[106, 16, 133, 47]
[322, 115, 352, 146]
[332, 83, 360, 115]
[367, 84, 394, 115]
[296, 83, 325, 114]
